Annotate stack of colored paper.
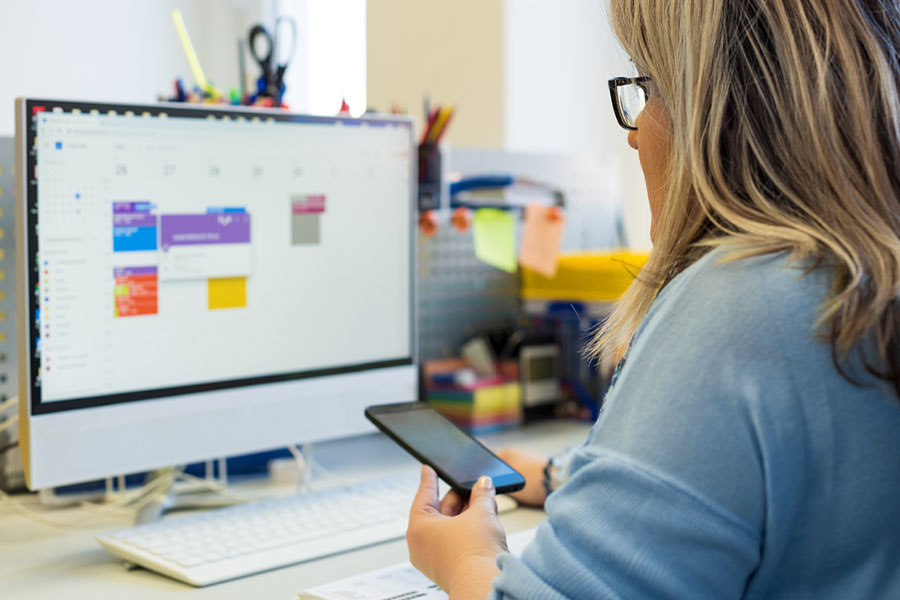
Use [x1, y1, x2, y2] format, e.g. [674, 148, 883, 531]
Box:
[427, 376, 522, 434]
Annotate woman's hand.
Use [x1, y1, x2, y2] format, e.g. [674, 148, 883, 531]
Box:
[407, 465, 508, 599]
[496, 447, 549, 508]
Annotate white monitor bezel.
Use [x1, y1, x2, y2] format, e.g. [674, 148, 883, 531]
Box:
[15, 98, 418, 490]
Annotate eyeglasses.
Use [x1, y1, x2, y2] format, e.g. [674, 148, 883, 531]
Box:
[608, 76, 651, 130]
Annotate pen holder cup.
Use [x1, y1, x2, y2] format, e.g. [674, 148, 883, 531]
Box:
[417, 143, 442, 211]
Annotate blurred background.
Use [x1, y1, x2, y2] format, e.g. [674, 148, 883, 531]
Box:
[0, 0, 651, 248]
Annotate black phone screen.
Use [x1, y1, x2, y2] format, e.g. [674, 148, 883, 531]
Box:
[369, 404, 522, 489]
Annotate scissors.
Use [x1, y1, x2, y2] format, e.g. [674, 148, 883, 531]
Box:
[248, 16, 297, 104]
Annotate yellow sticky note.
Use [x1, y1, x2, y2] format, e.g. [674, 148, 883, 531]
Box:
[208, 277, 247, 310]
[519, 203, 565, 278]
[473, 209, 517, 273]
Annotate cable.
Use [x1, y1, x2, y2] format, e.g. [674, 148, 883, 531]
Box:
[174, 470, 251, 503]
[0, 466, 180, 528]
[287, 444, 311, 492]
[298, 443, 358, 490]
[79, 469, 178, 517]
[0, 414, 18, 434]
[0, 460, 257, 529]
[0, 440, 18, 457]
[0, 395, 17, 414]
[0, 487, 138, 530]
[300, 443, 330, 478]
[289, 444, 351, 491]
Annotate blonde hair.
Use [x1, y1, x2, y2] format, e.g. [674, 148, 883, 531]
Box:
[595, 0, 900, 396]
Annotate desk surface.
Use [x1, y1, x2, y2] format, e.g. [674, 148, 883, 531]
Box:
[1, 419, 591, 599]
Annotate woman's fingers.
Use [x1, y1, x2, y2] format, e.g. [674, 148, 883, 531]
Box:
[440, 489, 464, 515]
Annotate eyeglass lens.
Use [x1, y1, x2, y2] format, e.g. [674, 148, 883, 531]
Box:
[617, 83, 648, 128]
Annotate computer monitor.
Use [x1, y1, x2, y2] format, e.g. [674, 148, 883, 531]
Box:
[14, 99, 416, 490]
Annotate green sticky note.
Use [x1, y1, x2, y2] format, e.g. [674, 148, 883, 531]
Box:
[473, 208, 517, 273]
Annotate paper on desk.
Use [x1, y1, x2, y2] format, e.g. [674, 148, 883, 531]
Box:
[299, 526, 539, 600]
[519, 203, 565, 278]
[473, 208, 517, 273]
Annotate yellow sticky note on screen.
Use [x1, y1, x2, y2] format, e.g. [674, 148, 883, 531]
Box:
[519, 203, 565, 277]
[208, 277, 247, 310]
[473, 209, 517, 273]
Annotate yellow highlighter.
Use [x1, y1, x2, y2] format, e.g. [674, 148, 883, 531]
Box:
[171, 9, 216, 97]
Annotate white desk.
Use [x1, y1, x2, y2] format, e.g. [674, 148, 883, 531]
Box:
[0, 420, 591, 599]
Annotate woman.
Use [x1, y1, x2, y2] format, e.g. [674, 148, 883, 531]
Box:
[407, 0, 900, 597]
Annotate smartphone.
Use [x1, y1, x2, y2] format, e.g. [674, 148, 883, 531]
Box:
[365, 402, 526, 496]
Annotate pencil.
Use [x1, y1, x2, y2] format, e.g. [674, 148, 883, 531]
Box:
[421, 107, 440, 145]
[426, 105, 453, 144]
[432, 105, 455, 143]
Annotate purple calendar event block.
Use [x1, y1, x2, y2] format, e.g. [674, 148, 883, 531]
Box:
[113, 213, 157, 227]
[114, 201, 154, 213]
[113, 266, 158, 277]
[160, 214, 251, 250]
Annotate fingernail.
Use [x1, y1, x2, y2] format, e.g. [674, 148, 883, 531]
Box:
[477, 475, 493, 490]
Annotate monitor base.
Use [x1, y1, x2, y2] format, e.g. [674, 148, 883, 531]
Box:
[134, 463, 244, 525]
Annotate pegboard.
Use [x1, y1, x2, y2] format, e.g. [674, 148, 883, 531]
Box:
[0, 136, 21, 489]
[417, 226, 520, 362]
[416, 148, 623, 362]
[0, 138, 16, 408]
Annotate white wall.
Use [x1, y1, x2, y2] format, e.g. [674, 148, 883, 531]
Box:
[504, 0, 651, 249]
[305, 0, 366, 115]
[366, 0, 505, 147]
[0, 0, 270, 135]
[2, 1, 645, 246]
[275, 0, 366, 116]
[0, 0, 367, 133]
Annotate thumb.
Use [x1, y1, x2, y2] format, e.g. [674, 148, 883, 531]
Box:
[468, 475, 497, 514]
[411, 464, 441, 515]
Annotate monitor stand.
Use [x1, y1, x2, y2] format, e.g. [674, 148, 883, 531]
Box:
[134, 461, 244, 525]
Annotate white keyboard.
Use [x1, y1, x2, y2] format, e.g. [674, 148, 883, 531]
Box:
[97, 472, 517, 586]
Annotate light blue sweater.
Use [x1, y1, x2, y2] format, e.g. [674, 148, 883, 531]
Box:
[492, 248, 900, 598]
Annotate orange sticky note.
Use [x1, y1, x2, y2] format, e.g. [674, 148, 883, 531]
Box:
[519, 203, 565, 277]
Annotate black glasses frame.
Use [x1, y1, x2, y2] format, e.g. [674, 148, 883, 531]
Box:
[608, 76, 652, 131]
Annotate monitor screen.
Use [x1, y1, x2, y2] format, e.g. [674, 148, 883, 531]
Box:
[17, 99, 416, 488]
